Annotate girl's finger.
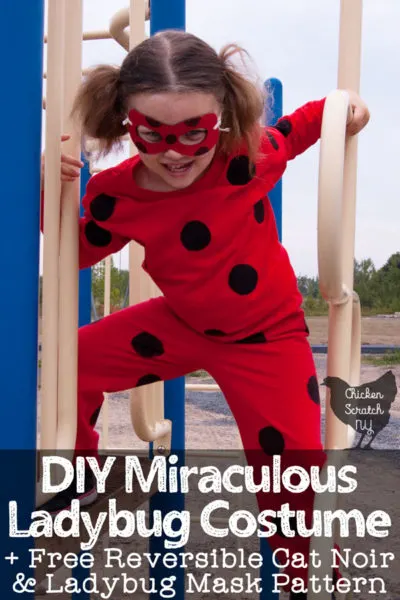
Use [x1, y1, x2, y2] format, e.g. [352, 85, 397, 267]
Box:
[61, 165, 81, 177]
[61, 153, 84, 168]
[61, 134, 71, 142]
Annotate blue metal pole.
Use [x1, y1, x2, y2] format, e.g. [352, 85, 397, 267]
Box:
[79, 160, 92, 327]
[260, 78, 283, 600]
[264, 78, 283, 241]
[0, 1, 44, 596]
[149, 3, 186, 600]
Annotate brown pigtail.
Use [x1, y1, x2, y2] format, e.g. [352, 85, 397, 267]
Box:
[71, 65, 126, 156]
[218, 45, 265, 163]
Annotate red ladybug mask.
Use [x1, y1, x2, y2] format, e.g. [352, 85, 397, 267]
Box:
[123, 108, 224, 156]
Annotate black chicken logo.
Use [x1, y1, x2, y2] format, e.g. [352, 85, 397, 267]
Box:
[322, 371, 397, 449]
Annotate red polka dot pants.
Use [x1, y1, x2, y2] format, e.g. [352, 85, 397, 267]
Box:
[77, 296, 326, 586]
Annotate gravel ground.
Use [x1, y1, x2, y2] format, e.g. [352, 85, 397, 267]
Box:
[96, 355, 400, 451]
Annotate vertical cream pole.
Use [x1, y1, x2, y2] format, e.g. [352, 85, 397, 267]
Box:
[325, 0, 362, 449]
[57, 0, 83, 452]
[101, 256, 111, 449]
[129, 0, 147, 309]
[41, 0, 66, 450]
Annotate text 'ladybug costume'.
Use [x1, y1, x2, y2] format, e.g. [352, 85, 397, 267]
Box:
[44, 98, 332, 585]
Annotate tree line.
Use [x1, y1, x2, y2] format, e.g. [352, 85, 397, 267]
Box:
[298, 253, 400, 315]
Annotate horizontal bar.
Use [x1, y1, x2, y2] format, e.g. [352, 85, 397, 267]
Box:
[186, 384, 219, 391]
[44, 30, 112, 43]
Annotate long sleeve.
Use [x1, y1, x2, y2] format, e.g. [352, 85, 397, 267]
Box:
[269, 98, 326, 161]
[40, 171, 130, 270]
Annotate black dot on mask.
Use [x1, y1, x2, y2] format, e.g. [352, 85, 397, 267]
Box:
[194, 147, 209, 156]
[274, 118, 292, 137]
[85, 221, 112, 247]
[266, 130, 279, 151]
[90, 194, 116, 222]
[146, 117, 161, 128]
[235, 332, 267, 344]
[204, 329, 226, 337]
[136, 374, 162, 387]
[259, 426, 285, 455]
[135, 142, 148, 153]
[180, 221, 211, 251]
[166, 134, 177, 144]
[131, 332, 165, 358]
[307, 375, 320, 405]
[253, 199, 265, 224]
[228, 264, 258, 295]
[226, 155, 256, 185]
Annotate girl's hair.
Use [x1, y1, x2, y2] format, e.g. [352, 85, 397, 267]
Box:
[72, 30, 265, 162]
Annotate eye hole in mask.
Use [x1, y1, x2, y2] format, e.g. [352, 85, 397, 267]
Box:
[137, 126, 208, 146]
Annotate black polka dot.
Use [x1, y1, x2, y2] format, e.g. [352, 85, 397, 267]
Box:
[259, 426, 285, 455]
[180, 221, 211, 251]
[304, 320, 310, 335]
[131, 332, 164, 358]
[235, 332, 266, 344]
[185, 117, 201, 127]
[85, 221, 112, 247]
[253, 199, 265, 224]
[194, 147, 209, 156]
[274, 118, 292, 137]
[89, 406, 101, 426]
[266, 130, 279, 151]
[166, 134, 177, 144]
[90, 194, 116, 222]
[271, 516, 299, 538]
[226, 155, 256, 185]
[146, 117, 161, 127]
[307, 375, 320, 405]
[204, 329, 226, 337]
[136, 374, 162, 387]
[228, 264, 258, 295]
[135, 141, 148, 153]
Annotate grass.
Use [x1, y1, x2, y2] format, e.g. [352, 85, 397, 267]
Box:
[362, 350, 400, 366]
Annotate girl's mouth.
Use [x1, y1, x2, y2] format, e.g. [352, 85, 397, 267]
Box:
[162, 161, 194, 176]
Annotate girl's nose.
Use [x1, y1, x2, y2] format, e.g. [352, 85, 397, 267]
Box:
[163, 149, 184, 160]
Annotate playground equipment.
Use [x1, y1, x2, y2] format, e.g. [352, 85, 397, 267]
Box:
[0, 0, 370, 599]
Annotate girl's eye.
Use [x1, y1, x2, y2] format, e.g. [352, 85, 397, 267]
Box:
[137, 128, 162, 143]
[180, 129, 207, 145]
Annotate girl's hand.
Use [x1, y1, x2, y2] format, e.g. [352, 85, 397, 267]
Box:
[345, 90, 370, 136]
[41, 134, 84, 185]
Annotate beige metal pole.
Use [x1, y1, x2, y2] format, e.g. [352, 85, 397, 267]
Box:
[56, 0, 83, 452]
[44, 30, 114, 43]
[101, 256, 111, 449]
[325, 0, 363, 451]
[41, 0, 66, 451]
[109, 8, 130, 51]
[309, 3, 363, 598]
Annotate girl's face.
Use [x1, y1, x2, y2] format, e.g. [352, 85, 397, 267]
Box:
[127, 92, 221, 192]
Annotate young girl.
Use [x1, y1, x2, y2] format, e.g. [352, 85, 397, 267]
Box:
[41, 30, 369, 598]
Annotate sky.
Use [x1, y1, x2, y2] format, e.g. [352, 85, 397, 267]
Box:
[43, 0, 400, 277]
